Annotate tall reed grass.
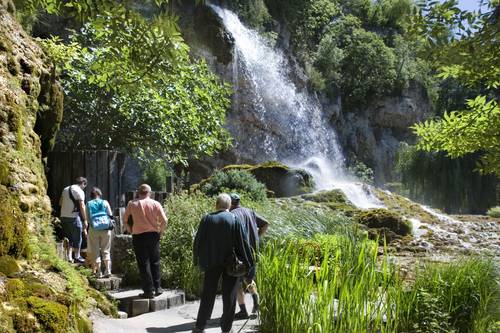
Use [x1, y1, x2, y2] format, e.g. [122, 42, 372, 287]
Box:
[257, 235, 498, 333]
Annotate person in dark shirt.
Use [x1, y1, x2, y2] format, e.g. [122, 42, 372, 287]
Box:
[230, 193, 269, 319]
[192, 193, 254, 333]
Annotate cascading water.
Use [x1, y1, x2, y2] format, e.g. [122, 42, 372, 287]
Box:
[211, 5, 382, 209]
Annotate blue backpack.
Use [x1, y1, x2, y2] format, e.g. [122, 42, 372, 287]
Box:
[87, 199, 111, 230]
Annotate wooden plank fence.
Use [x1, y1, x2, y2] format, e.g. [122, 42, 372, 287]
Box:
[47, 150, 173, 214]
[47, 150, 126, 212]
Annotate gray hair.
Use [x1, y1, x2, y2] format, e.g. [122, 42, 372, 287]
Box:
[215, 193, 231, 210]
[138, 184, 152, 196]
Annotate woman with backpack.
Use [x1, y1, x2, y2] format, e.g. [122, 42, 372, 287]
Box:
[86, 187, 114, 278]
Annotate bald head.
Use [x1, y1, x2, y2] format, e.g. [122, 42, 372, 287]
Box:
[138, 184, 151, 198]
[215, 193, 231, 211]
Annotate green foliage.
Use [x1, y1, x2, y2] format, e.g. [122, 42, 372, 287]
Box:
[266, 0, 340, 54]
[27, 296, 68, 333]
[409, 288, 455, 333]
[258, 235, 398, 332]
[347, 160, 374, 184]
[26, 0, 232, 166]
[41, 28, 232, 165]
[338, 0, 415, 32]
[200, 169, 268, 201]
[411, 0, 500, 176]
[259, 237, 498, 332]
[142, 161, 170, 192]
[486, 206, 500, 218]
[160, 192, 213, 298]
[228, 0, 272, 30]
[405, 259, 499, 333]
[413, 96, 500, 176]
[314, 15, 398, 104]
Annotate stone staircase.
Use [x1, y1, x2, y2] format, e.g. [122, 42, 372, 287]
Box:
[91, 275, 185, 318]
[109, 289, 186, 317]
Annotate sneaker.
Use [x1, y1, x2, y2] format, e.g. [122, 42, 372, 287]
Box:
[75, 257, 85, 264]
[155, 287, 164, 296]
[138, 292, 155, 299]
[234, 310, 249, 320]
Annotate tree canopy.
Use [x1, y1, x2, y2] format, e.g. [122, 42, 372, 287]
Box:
[411, 0, 500, 176]
[16, 0, 231, 165]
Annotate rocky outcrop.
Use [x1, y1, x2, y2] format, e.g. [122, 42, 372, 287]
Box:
[223, 161, 315, 197]
[335, 82, 432, 184]
[0, 5, 63, 256]
[0, 6, 117, 333]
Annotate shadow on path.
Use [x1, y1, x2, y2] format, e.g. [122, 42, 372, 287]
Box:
[146, 318, 220, 333]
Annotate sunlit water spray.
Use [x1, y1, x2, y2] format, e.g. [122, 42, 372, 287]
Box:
[210, 5, 382, 208]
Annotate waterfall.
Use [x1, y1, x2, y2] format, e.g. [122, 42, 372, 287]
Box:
[211, 5, 382, 209]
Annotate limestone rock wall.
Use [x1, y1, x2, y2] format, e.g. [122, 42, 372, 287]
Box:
[0, 5, 63, 257]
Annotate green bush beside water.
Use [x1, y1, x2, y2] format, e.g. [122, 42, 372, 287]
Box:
[487, 206, 500, 218]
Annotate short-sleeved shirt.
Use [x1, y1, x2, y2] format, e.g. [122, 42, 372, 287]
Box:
[123, 197, 167, 235]
[231, 206, 268, 251]
[60, 185, 85, 218]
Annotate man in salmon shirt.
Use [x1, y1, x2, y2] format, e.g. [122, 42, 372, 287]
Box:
[123, 184, 168, 298]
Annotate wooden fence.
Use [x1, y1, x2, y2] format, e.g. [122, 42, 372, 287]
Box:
[47, 151, 127, 211]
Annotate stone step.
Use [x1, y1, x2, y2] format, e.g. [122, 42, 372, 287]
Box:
[108, 289, 185, 317]
[92, 275, 123, 291]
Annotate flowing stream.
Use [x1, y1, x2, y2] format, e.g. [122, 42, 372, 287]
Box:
[210, 5, 382, 209]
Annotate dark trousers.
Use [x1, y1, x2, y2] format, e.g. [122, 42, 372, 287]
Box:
[195, 266, 239, 332]
[132, 232, 161, 293]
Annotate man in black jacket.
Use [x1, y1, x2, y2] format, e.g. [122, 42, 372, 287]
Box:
[192, 193, 254, 333]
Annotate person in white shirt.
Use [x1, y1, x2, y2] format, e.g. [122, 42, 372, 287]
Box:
[59, 177, 88, 263]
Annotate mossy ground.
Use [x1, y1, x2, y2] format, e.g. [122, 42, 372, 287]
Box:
[301, 190, 360, 216]
[373, 189, 441, 225]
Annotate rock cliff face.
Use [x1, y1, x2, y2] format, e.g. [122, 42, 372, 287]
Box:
[335, 82, 432, 183]
[0, 4, 63, 257]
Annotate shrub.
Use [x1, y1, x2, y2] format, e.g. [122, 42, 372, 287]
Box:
[401, 259, 499, 333]
[486, 206, 500, 218]
[141, 161, 169, 191]
[200, 169, 267, 201]
[160, 193, 213, 298]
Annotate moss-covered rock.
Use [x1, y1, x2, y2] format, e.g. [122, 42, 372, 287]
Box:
[373, 189, 440, 225]
[0, 306, 16, 333]
[27, 296, 68, 333]
[223, 161, 315, 197]
[301, 190, 359, 216]
[0, 186, 30, 257]
[5, 278, 25, 299]
[0, 256, 21, 276]
[357, 208, 412, 241]
[10, 308, 41, 333]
